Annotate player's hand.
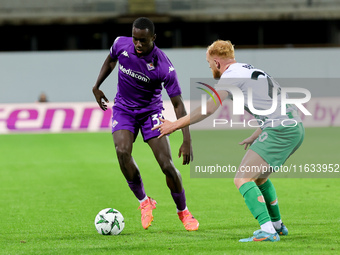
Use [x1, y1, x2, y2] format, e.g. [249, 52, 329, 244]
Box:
[93, 87, 109, 111]
[178, 140, 193, 165]
[151, 118, 177, 138]
[239, 137, 256, 150]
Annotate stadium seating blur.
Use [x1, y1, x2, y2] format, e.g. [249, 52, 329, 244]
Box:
[1, 0, 340, 22]
[1, 0, 340, 50]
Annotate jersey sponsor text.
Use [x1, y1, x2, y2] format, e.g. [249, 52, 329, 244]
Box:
[119, 64, 150, 83]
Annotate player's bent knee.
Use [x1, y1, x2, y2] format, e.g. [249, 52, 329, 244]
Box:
[234, 177, 242, 189]
[161, 164, 176, 176]
[160, 163, 179, 177]
[234, 177, 253, 190]
[115, 146, 132, 162]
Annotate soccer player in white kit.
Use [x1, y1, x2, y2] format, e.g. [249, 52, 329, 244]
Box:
[153, 40, 305, 242]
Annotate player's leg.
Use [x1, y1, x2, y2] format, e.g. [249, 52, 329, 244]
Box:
[248, 123, 305, 237]
[234, 149, 280, 242]
[142, 111, 185, 208]
[113, 130, 156, 230]
[147, 136, 199, 231]
[111, 106, 157, 230]
[113, 129, 145, 199]
[255, 178, 288, 236]
[147, 136, 183, 193]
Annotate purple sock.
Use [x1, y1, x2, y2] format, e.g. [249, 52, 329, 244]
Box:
[171, 189, 186, 211]
[127, 175, 146, 201]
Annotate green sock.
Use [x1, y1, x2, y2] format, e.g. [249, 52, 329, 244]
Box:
[239, 182, 271, 225]
[258, 179, 281, 222]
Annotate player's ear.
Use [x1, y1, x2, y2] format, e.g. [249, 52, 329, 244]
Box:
[152, 34, 156, 41]
[214, 59, 220, 69]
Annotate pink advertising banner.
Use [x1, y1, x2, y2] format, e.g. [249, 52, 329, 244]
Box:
[0, 102, 113, 134]
[0, 98, 339, 134]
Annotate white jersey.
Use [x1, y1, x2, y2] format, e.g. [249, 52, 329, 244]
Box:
[216, 62, 301, 129]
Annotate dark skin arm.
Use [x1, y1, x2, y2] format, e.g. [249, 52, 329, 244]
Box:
[92, 54, 117, 111]
[170, 95, 193, 165]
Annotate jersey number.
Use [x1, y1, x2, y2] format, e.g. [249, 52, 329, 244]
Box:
[258, 132, 268, 142]
[251, 71, 280, 99]
[151, 113, 164, 128]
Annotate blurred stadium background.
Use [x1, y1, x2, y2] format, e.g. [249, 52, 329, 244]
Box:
[1, 0, 340, 51]
[1, 0, 340, 103]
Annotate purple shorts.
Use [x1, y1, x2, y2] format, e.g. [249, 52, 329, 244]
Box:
[111, 104, 164, 142]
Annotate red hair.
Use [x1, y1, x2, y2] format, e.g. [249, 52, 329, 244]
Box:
[207, 40, 235, 59]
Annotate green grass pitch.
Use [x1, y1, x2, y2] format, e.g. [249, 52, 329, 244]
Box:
[0, 127, 339, 255]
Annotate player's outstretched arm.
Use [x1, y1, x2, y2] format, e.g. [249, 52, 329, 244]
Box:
[153, 90, 229, 137]
[92, 55, 117, 111]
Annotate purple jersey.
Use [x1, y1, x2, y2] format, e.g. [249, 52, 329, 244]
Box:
[109, 36, 182, 109]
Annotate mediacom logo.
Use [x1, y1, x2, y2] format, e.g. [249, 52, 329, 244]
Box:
[119, 64, 150, 83]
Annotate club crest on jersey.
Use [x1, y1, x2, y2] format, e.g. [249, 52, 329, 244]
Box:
[112, 120, 118, 128]
[147, 62, 155, 71]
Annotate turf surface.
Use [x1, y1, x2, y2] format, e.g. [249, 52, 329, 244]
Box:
[0, 128, 339, 254]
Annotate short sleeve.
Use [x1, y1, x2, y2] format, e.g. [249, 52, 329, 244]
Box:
[163, 67, 182, 98]
[109, 37, 120, 61]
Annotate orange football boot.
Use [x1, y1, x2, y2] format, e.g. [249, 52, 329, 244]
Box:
[138, 197, 157, 229]
[178, 209, 199, 231]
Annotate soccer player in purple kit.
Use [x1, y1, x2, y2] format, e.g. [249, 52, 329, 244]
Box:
[92, 17, 199, 231]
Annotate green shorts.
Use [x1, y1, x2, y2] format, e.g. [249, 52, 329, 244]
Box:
[250, 122, 305, 168]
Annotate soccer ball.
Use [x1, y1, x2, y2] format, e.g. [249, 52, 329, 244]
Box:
[94, 208, 125, 235]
